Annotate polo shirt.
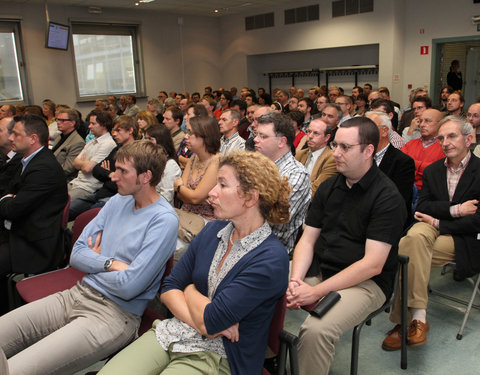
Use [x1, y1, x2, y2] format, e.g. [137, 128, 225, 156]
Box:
[306, 163, 406, 298]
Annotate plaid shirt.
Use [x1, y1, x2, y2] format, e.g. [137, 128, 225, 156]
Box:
[219, 132, 245, 156]
[272, 152, 311, 253]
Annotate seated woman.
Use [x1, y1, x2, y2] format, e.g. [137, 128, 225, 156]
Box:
[288, 110, 307, 152]
[145, 124, 182, 206]
[178, 104, 209, 169]
[174, 115, 220, 222]
[137, 110, 159, 138]
[98, 151, 290, 375]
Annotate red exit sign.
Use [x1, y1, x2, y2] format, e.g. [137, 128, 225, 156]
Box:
[420, 46, 429, 55]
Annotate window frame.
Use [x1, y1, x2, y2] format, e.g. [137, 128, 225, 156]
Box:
[70, 19, 146, 102]
[0, 17, 30, 105]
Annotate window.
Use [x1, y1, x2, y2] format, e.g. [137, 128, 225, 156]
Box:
[0, 19, 27, 103]
[71, 21, 144, 100]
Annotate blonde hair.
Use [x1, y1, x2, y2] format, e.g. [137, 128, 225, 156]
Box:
[220, 151, 291, 225]
[136, 110, 159, 137]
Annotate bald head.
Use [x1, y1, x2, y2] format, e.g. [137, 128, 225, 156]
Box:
[467, 103, 480, 130]
[420, 108, 443, 140]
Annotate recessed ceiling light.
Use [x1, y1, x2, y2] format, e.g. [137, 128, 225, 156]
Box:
[139, 0, 155, 3]
[214, 9, 219, 13]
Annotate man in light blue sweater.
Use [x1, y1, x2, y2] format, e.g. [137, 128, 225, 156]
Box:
[0, 140, 179, 375]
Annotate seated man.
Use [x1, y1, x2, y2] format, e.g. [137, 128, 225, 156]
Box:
[69, 110, 117, 201]
[254, 112, 311, 253]
[0, 117, 22, 195]
[0, 114, 67, 279]
[367, 111, 415, 219]
[0, 140, 179, 374]
[295, 118, 337, 195]
[383, 115, 480, 350]
[287, 117, 406, 375]
[51, 108, 86, 182]
[68, 115, 138, 220]
[401, 108, 445, 191]
[401, 96, 432, 143]
[218, 109, 245, 155]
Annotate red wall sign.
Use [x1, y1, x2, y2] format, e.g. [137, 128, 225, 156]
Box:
[420, 46, 429, 55]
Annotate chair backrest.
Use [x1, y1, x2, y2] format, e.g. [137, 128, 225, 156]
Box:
[62, 195, 71, 229]
[267, 294, 287, 355]
[72, 207, 102, 244]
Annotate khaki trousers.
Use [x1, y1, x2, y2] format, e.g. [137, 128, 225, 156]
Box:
[98, 321, 231, 375]
[390, 222, 455, 323]
[298, 278, 385, 375]
[0, 283, 140, 375]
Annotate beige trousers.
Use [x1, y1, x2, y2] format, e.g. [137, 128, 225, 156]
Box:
[390, 222, 455, 323]
[298, 278, 385, 375]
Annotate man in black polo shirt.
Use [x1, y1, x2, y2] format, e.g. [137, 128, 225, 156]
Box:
[287, 117, 407, 375]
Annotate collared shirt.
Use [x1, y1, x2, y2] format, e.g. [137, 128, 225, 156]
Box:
[272, 151, 311, 253]
[305, 147, 326, 175]
[6, 150, 16, 163]
[421, 137, 437, 148]
[338, 114, 352, 127]
[389, 129, 405, 149]
[219, 131, 245, 156]
[155, 221, 271, 357]
[302, 116, 312, 132]
[21, 146, 44, 174]
[375, 144, 389, 166]
[69, 132, 116, 193]
[306, 163, 407, 298]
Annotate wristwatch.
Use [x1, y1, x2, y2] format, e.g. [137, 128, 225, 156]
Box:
[104, 258, 114, 271]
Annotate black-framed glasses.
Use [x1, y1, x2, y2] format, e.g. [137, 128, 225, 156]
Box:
[56, 118, 71, 123]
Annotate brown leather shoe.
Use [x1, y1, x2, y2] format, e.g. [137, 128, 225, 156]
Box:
[382, 324, 402, 351]
[408, 319, 429, 347]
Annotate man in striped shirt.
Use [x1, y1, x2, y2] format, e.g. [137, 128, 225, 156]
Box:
[254, 112, 311, 253]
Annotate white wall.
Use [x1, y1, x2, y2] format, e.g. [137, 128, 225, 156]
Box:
[3, 0, 480, 113]
[220, 0, 480, 107]
[402, 0, 480, 105]
[1, 3, 221, 116]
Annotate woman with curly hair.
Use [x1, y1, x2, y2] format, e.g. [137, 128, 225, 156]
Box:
[99, 151, 290, 375]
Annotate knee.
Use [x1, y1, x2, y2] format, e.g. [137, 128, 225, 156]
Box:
[299, 316, 338, 348]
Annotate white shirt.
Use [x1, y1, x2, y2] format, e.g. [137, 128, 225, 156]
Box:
[305, 147, 326, 175]
[69, 132, 117, 193]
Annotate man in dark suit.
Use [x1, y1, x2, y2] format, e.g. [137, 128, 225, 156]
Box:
[0, 117, 22, 195]
[0, 114, 68, 279]
[367, 111, 415, 219]
[383, 115, 480, 350]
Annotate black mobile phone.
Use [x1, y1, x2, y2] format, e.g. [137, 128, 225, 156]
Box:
[309, 291, 341, 319]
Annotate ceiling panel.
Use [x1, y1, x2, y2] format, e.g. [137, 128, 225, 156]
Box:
[5, 0, 298, 17]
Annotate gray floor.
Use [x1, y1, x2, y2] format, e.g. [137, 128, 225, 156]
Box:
[76, 267, 480, 375]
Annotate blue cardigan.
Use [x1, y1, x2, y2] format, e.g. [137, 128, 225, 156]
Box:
[162, 220, 289, 375]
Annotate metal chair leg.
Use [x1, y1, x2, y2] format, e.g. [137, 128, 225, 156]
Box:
[456, 274, 480, 340]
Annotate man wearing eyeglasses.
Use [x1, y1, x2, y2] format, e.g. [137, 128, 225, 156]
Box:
[51, 109, 86, 182]
[383, 115, 480, 350]
[466, 103, 480, 147]
[295, 118, 337, 195]
[334, 96, 353, 126]
[287, 117, 406, 375]
[401, 96, 432, 143]
[254, 112, 311, 254]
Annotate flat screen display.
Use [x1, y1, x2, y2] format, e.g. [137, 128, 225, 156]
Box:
[46, 22, 70, 51]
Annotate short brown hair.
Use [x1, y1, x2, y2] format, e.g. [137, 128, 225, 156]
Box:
[115, 140, 167, 186]
[189, 116, 221, 154]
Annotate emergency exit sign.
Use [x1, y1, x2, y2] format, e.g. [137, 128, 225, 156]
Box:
[420, 46, 429, 55]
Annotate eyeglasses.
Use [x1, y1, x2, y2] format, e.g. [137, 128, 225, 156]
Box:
[336, 102, 349, 106]
[185, 129, 195, 136]
[330, 141, 365, 152]
[56, 118, 71, 123]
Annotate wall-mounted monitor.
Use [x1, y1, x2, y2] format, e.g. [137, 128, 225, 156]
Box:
[46, 22, 70, 51]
